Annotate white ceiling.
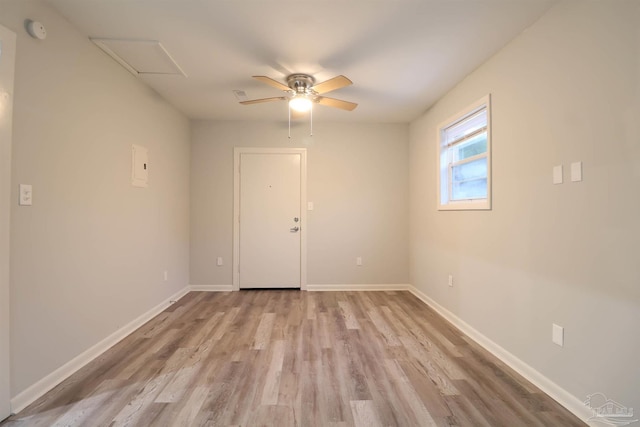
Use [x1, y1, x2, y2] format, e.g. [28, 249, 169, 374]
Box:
[45, 0, 557, 123]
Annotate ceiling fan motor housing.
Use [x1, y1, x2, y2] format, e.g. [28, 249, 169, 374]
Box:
[287, 74, 316, 95]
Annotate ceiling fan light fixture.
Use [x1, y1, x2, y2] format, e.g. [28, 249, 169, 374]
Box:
[289, 96, 313, 112]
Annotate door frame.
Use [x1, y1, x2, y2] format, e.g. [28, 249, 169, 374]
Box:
[0, 24, 17, 419]
[233, 147, 307, 291]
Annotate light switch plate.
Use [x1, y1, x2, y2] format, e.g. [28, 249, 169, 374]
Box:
[19, 184, 33, 206]
[552, 323, 564, 347]
[553, 165, 563, 184]
[216, 257, 223, 266]
[571, 162, 582, 182]
[307, 201, 314, 211]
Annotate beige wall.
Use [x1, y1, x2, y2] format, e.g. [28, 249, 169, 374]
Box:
[4, 0, 637, 419]
[410, 0, 640, 413]
[191, 120, 409, 286]
[1, 1, 190, 396]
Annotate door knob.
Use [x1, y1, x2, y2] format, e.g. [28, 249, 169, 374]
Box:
[290, 226, 299, 232]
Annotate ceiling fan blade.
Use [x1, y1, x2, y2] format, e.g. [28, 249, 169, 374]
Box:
[253, 76, 290, 91]
[313, 75, 352, 94]
[240, 96, 287, 105]
[317, 96, 358, 111]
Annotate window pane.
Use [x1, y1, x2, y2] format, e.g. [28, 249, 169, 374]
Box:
[453, 132, 487, 162]
[452, 157, 487, 182]
[451, 157, 487, 200]
[452, 178, 487, 200]
[444, 108, 486, 145]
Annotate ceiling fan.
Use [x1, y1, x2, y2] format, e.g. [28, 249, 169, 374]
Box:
[240, 74, 358, 113]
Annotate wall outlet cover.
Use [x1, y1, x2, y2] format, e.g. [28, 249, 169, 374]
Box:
[553, 165, 563, 184]
[552, 323, 564, 347]
[571, 161, 582, 182]
[19, 184, 33, 206]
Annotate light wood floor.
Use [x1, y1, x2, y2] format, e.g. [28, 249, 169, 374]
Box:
[2, 291, 585, 426]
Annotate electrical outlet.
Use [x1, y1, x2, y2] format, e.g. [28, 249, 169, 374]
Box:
[19, 184, 33, 206]
[552, 324, 564, 347]
[163, 270, 168, 281]
[448, 274, 453, 287]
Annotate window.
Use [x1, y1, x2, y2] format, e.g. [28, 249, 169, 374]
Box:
[438, 95, 491, 210]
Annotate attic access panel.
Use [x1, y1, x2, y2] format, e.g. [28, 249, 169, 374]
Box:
[91, 38, 186, 77]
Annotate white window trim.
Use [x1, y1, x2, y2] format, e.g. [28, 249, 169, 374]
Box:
[437, 94, 492, 211]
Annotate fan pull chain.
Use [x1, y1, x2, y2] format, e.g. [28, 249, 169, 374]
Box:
[288, 105, 291, 139]
[310, 104, 313, 137]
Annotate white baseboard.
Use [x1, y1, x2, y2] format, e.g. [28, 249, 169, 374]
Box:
[307, 284, 410, 292]
[189, 284, 234, 292]
[408, 285, 591, 424]
[10, 286, 190, 414]
[189, 284, 411, 292]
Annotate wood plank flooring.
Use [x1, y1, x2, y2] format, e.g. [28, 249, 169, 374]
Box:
[2, 291, 586, 426]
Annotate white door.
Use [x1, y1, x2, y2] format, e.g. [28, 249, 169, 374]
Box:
[234, 149, 306, 289]
[0, 24, 17, 420]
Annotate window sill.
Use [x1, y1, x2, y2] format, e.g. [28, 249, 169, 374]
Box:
[438, 200, 491, 211]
